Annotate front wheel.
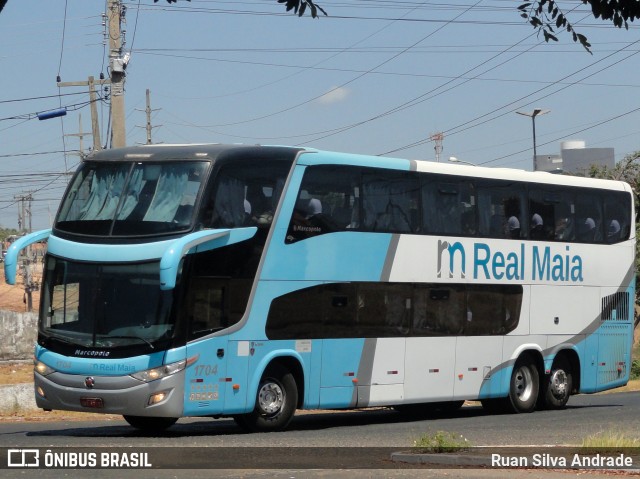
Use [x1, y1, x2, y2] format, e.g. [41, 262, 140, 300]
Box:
[234, 364, 297, 432]
[122, 415, 178, 431]
[507, 356, 539, 413]
[542, 357, 572, 409]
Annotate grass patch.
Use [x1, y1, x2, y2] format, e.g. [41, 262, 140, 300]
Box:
[414, 431, 470, 453]
[581, 430, 640, 452]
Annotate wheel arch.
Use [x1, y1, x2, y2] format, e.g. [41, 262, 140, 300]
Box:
[248, 351, 306, 410]
[549, 347, 581, 394]
[516, 348, 545, 381]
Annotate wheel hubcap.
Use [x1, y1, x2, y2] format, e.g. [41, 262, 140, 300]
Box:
[258, 381, 284, 415]
[549, 370, 568, 399]
[514, 366, 534, 403]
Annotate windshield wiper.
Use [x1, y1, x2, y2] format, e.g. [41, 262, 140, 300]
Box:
[105, 335, 155, 349]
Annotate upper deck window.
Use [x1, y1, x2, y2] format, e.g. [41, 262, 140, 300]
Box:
[56, 161, 209, 237]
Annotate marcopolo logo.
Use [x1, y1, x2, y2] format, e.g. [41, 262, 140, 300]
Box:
[437, 240, 584, 283]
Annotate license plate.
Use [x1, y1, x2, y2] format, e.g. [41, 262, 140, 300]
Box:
[80, 397, 104, 408]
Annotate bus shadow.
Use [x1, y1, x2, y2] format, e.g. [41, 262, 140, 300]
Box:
[24, 400, 623, 439]
[24, 406, 487, 439]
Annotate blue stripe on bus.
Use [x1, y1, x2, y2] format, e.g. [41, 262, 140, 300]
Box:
[298, 150, 412, 171]
[261, 232, 394, 282]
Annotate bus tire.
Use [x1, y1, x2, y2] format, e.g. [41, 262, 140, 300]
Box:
[236, 363, 297, 432]
[542, 357, 572, 410]
[122, 415, 178, 431]
[507, 356, 539, 413]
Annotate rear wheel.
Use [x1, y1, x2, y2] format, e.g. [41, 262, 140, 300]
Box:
[542, 357, 572, 409]
[122, 415, 178, 431]
[507, 356, 539, 413]
[234, 363, 297, 432]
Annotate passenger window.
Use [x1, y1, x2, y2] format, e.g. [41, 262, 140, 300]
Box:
[422, 178, 476, 236]
[286, 166, 360, 243]
[575, 192, 603, 242]
[604, 192, 631, 243]
[361, 172, 419, 234]
[477, 181, 525, 239]
[529, 188, 575, 241]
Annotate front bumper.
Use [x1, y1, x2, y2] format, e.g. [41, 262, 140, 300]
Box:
[34, 369, 185, 417]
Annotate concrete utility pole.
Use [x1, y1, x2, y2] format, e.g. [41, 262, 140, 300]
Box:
[57, 1, 126, 149]
[14, 193, 35, 312]
[65, 114, 88, 157]
[137, 89, 161, 144]
[107, 0, 126, 147]
[57, 76, 108, 151]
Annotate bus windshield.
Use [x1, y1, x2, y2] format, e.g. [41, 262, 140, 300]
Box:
[56, 160, 209, 236]
[40, 257, 176, 352]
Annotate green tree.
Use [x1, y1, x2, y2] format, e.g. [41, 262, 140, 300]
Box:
[0, 226, 20, 244]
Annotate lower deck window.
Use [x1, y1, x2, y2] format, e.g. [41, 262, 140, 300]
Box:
[266, 282, 522, 339]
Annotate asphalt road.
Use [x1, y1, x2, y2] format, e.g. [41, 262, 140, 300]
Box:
[1, 391, 639, 478]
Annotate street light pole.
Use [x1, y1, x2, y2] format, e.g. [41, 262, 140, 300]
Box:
[516, 108, 550, 171]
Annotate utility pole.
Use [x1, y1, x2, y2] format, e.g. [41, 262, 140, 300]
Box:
[57, 76, 108, 151]
[136, 89, 161, 144]
[64, 114, 88, 158]
[57, 0, 127, 149]
[14, 193, 35, 312]
[107, 0, 127, 147]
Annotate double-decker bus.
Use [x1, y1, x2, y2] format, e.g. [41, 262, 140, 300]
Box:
[5, 144, 635, 432]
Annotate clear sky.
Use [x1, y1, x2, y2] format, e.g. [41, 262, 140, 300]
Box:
[1, 0, 639, 231]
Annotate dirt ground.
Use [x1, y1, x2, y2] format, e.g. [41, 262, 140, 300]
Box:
[0, 262, 41, 313]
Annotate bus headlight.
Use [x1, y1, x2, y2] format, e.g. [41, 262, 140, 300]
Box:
[130, 359, 186, 383]
[34, 360, 56, 377]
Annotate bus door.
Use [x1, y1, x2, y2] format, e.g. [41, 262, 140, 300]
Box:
[182, 279, 230, 416]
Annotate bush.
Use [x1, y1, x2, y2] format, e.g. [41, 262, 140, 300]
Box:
[414, 431, 470, 453]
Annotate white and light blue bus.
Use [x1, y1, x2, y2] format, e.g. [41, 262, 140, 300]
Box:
[5, 144, 635, 432]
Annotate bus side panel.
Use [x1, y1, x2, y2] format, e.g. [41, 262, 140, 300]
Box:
[591, 281, 635, 392]
[183, 337, 228, 416]
[596, 322, 632, 389]
[581, 333, 599, 393]
[358, 338, 405, 407]
[404, 337, 456, 403]
[529, 286, 600, 335]
[223, 340, 251, 414]
[454, 336, 504, 400]
[319, 338, 365, 408]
